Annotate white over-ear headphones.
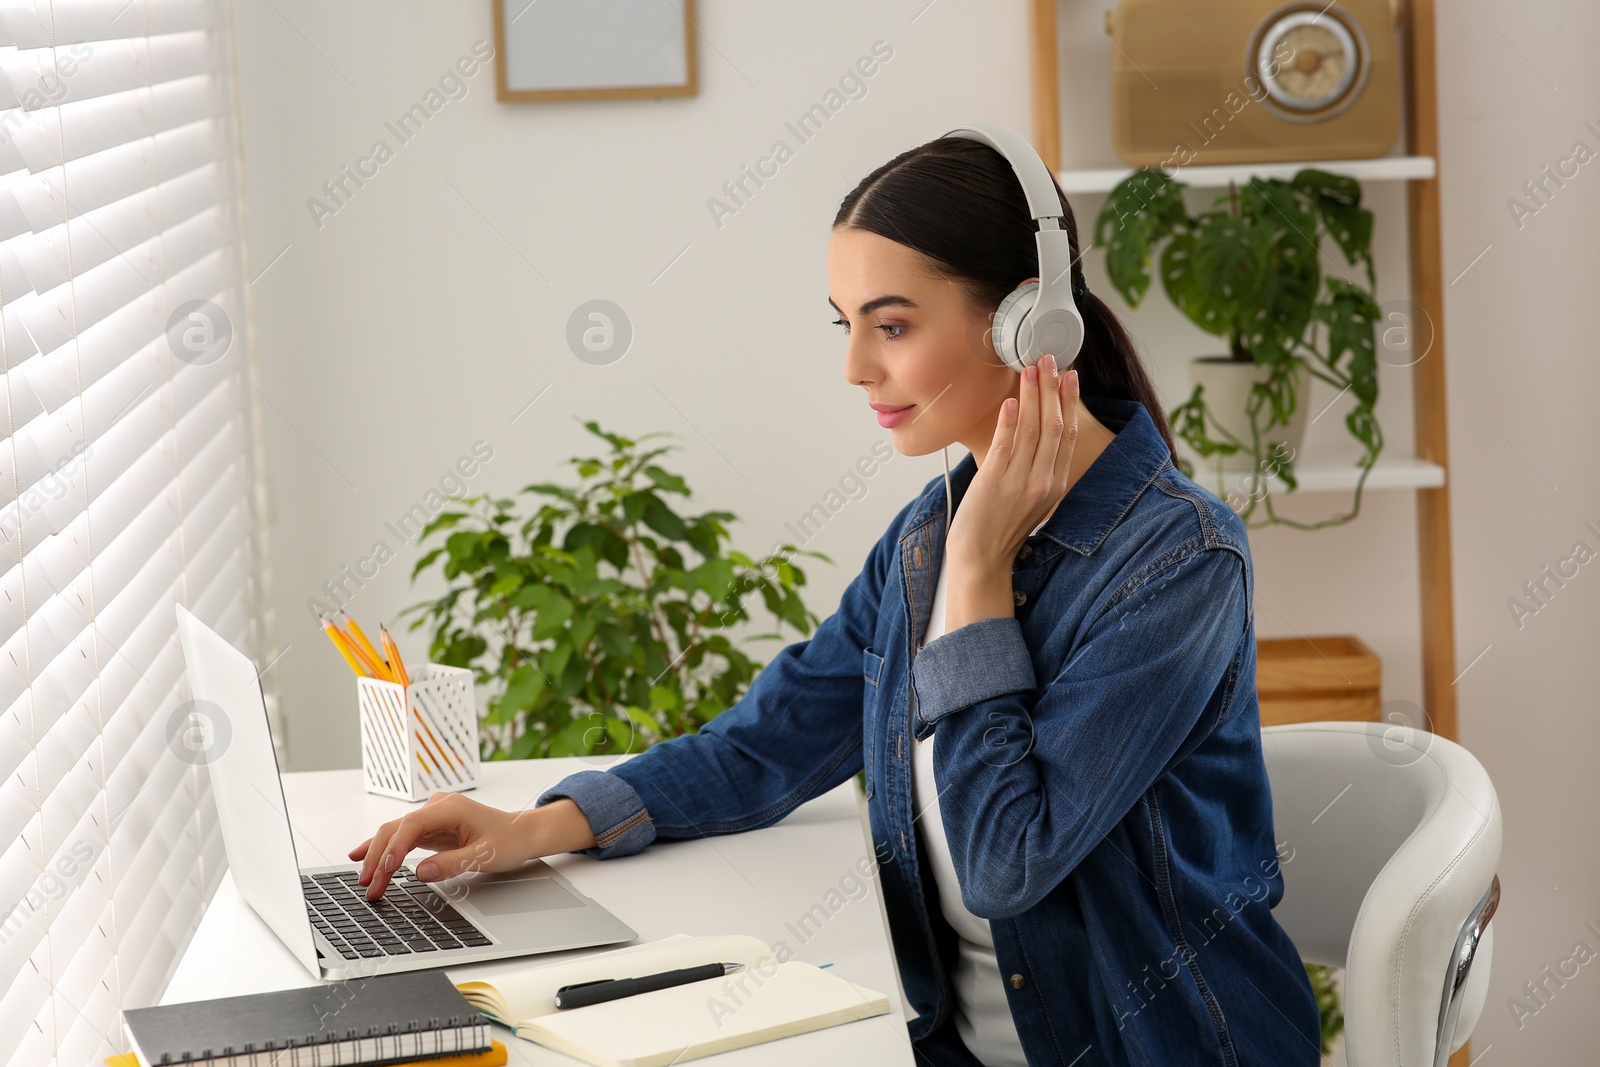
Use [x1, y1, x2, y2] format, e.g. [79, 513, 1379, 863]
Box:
[944, 122, 1086, 374]
[933, 123, 1088, 533]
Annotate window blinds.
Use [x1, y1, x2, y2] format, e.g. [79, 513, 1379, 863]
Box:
[0, 2, 264, 1065]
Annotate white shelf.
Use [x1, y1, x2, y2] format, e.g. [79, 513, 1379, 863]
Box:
[1060, 155, 1436, 195]
[1186, 455, 1446, 498]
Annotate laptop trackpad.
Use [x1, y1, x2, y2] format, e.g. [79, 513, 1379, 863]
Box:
[465, 876, 586, 916]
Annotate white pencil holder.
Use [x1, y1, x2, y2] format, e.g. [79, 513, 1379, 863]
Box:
[356, 663, 480, 802]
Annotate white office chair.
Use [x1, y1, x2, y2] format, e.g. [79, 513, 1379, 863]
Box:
[1262, 721, 1501, 1067]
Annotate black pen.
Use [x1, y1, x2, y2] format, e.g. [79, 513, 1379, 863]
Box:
[554, 961, 744, 1009]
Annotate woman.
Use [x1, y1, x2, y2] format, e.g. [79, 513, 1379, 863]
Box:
[351, 133, 1322, 1066]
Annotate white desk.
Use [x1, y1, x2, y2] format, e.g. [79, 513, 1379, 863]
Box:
[164, 757, 917, 1065]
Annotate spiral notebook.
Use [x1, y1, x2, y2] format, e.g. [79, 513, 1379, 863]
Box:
[105, 1044, 507, 1067]
[119, 971, 490, 1067]
[456, 933, 891, 1067]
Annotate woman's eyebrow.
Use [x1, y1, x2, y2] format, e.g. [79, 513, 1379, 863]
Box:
[828, 294, 920, 316]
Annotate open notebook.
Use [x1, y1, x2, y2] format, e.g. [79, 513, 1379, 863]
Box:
[456, 933, 891, 1067]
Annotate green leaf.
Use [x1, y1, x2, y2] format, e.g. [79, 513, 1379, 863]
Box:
[419, 511, 470, 539]
[568, 611, 599, 652]
[1189, 213, 1271, 337]
[1317, 278, 1380, 405]
[1291, 169, 1374, 286]
[520, 482, 583, 505]
[437, 633, 487, 668]
[496, 663, 547, 718]
[689, 558, 736, 601]
[1095, 168, 1189, 307]
[641, 495, 689, 541]
[444, 529, 480, 563]
[410, 547, 444, 579]
[1161, 224, 1269, 342]
[1236, 236, 1319, 363]
[544, 643, 574, 686]
[487, 570, 523, 598]
[558, 652, 588, 699]
[1237, 178, 1317, 255]
[509, 729, 542, 759]
[1100, 168, 1190, 307]
[623, 704, 663, 741]
[642, 464, 690, 496]
[530, 593, 575, 641]
[582, 419, 635, 451]
[595, 621, 633, 661]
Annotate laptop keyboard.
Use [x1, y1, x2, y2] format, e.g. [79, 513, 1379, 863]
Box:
[302, 869, 494, 959]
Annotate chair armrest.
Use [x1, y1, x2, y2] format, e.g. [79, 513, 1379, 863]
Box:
[1435, 874, 1500, 1066]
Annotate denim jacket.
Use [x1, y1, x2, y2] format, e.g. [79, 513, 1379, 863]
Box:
[535, 394, 1322, 1067]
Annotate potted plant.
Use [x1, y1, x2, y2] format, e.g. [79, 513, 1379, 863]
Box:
[405, 420, 830, 760]
[1093, 167, 1384, 529]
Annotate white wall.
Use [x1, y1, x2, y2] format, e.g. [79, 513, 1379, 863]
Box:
[232, 1, 1599, 1057]
[1429, 1, 1600, 1058]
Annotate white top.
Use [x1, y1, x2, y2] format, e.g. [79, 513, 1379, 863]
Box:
[910, 520, 1046, 1067]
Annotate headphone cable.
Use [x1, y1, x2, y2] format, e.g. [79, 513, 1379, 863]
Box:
[942, 445, 953, 537]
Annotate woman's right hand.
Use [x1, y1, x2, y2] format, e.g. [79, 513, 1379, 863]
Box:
[349, 791, 596, 900]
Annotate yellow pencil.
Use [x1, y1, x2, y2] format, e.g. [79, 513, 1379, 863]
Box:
[341, 612, 391, 679]
[329, 617, 391, 681]
[379, 625, 410, 688]
[320, 616, 369, 677]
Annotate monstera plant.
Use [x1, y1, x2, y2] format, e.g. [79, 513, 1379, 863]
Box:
[1094, 167, 1384, 529]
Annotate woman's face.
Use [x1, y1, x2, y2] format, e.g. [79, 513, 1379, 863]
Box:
[828, 226, 1024, 458]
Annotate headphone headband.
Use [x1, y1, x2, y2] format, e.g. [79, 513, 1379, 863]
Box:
[943, 123, 1067, 226]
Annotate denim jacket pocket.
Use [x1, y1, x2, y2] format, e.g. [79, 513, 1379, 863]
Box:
[862, 647, 885, 798]
[863, 647, 885, 686]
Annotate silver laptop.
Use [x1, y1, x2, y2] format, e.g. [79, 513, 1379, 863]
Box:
[174, 604, 637, 980]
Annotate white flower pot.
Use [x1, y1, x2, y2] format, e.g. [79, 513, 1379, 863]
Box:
[1188, 356, 1311, 473]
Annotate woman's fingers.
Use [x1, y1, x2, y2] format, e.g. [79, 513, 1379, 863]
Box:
[359, 801, 465, 898]
[1052, 369, 1079, 496]
[1028, 354, 1066, 489]
[1010, 358, 1041, 480]
[357, 819, 402, 886]
[988, 393, 1019, 467]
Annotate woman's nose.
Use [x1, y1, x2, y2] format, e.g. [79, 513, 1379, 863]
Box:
[842, 338, 876, 387]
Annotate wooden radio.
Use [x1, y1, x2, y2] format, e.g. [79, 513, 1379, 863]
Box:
[1106, 0, 1402, 167]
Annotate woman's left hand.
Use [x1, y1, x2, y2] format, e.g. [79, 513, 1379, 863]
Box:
[946, 353, 1079, 577]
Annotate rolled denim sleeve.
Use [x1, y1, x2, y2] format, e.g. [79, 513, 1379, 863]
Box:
[918, 545, 1250, 920]
[534, 769, 656, 860]
[909, 615, 1036, 738]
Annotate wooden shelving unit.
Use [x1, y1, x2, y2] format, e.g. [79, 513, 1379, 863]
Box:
[1028, 0, 1457, 742]
[1029, 2, 1465, 1061]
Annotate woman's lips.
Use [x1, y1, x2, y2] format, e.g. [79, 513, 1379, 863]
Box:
[875, 404, 915, 428]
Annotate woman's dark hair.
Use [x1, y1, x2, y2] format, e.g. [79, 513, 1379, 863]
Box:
[832, 134, 1179, 465]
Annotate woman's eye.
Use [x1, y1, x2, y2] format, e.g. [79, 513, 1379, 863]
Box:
[830, 318, 903, 340]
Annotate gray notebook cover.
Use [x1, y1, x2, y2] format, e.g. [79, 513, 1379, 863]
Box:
[121, 971, 489, 1066]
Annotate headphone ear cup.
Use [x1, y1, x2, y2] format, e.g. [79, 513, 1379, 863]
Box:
[991, 281, 1039, 373]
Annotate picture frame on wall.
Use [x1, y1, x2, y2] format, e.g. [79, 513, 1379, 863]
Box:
[492, 0, 698, 103]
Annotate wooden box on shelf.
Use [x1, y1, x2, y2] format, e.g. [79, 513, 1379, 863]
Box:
[1256, 635, 1381, 727]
